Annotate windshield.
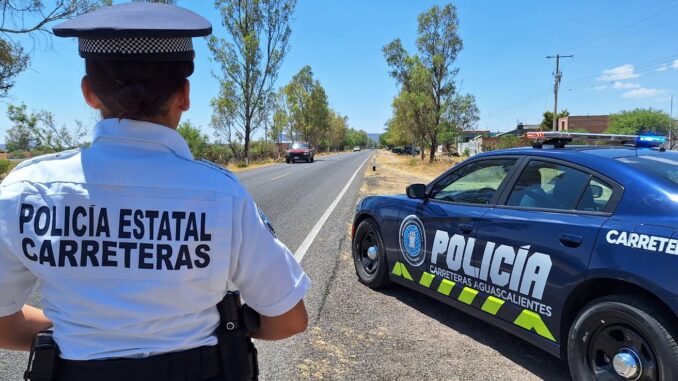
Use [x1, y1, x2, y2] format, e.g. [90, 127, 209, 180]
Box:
[617, 154, 678, 186]
[291, 143, 309, 149]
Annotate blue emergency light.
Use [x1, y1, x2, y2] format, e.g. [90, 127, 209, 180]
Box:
[636, 134, 667, 147]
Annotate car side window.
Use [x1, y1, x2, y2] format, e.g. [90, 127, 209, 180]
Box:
[430, 159, 517, 204]
[506, 160, 589, 210]
[576, 177, 613, 212]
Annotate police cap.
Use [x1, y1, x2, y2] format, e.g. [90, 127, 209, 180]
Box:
[53, 2, 212, 62]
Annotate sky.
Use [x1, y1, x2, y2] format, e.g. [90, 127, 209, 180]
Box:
[2, 0, 678, 141]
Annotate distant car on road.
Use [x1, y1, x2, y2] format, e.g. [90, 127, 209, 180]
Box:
[352, 132, 678, 380]
[286, 142, 314, 163]
[353, 146, 361, 152]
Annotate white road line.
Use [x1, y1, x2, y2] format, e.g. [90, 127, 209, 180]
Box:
[294, 153, 372, 262]
[270, 172, 293, 181]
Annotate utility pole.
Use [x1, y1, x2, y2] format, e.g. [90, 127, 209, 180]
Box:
[670, 95, 674, 149]
[547, 54, 573, 131]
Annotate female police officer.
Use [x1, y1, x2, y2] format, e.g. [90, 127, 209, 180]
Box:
[0, 3, 310, 380]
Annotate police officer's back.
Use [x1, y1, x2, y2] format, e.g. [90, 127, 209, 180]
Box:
[0, 3, 310, 380]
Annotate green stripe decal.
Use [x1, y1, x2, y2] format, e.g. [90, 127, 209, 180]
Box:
[419, 272, 435, 288]
[391, 262, 413, 281]
[480, 296, 505, 315]
[458, 287, 478, 305]
[513, 310, 556, 341]
[436, 279, 456, 296]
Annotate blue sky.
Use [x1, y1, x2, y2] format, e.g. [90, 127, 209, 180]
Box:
[2, 0, 678, 141]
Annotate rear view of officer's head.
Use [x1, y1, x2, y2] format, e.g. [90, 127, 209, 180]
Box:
[53, 2, 212, 126]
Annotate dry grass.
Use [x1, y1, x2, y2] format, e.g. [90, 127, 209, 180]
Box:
[360, 150, 464, 196]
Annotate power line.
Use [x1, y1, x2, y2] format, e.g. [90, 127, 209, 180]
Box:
[566, 3, 678, 52]
[576, 14, 678, 56]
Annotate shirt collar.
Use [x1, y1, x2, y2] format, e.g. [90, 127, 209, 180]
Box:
[91, 118, 193, 160]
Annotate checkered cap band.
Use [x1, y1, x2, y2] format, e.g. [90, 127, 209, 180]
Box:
[79, 37, 193, 56]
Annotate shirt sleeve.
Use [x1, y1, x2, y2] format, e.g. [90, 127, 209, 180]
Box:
[0, 218, 37, 317]
[230, 190, 310, 317]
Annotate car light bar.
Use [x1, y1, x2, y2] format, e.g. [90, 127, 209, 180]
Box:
[526, 131, 667, 148]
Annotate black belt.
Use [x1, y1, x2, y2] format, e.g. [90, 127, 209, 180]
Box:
[56, 345, 221, 381]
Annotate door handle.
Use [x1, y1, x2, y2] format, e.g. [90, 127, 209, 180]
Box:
[559, 234, 583, 248]
[459, 223, 473, 234]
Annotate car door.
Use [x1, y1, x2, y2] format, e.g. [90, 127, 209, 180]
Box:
[473, 157, 621, 347]
[394, 157, 519, 290]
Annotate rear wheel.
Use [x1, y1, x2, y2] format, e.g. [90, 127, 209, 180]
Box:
[352, 219, 390, 288]
[567, 295, 678, 381]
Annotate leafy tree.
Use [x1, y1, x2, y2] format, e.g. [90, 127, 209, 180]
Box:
[177, 120, 209, 159]
[0, 1, 96, 96]
[208, 0, 296, 165]
[540, 109, 570, 131]
[607, 108, 672, 136]
[440, 93, 479, 152]
[384, 4, 466, 162]
[6, 103, 86, 152]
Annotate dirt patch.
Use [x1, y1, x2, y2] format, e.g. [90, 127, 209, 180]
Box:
[360, 150, 464, 196]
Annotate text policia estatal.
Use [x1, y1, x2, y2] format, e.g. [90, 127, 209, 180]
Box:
[429, 230, 553, 317]
[19, 204, 212, 270]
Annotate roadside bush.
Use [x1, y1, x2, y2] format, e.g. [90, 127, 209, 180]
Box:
[204, 144, 233, 165]
[9, 150, 26, 159]
[0, 159, 15, 176]
[249, 141, 278, 162]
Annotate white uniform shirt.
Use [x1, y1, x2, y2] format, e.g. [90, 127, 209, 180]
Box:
[0, 118, 310, 360]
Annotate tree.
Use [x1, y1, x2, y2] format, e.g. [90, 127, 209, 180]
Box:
[177, 120, 209, 159]
[0, 1, 96, 96]
[607, 108, 672, 136]
[540, 109, 570, 131]
[384, 4, 465, 162]
[440, 93, 479, 152]
[6, 103, 86, 151]
[416, 4, 463, 162]
[209, 0, 296, 165]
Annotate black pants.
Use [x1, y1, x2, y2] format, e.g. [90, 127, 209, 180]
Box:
[56, 345, 222, 381]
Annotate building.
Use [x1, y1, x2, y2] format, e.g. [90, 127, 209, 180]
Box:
[557, 115, 609, 133]
[497, 123, 540, 137]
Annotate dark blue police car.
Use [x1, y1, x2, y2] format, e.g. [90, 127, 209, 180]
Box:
[352, 132, 678, 380]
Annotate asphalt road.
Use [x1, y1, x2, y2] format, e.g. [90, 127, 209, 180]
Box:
[0, 149, 571, 380]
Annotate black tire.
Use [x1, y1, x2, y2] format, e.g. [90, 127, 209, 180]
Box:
[286, 158, 291, 164]
[352, 219, 390, 288]
[306, 157, 310, 163]
[567, 295, 678, 381]
[310, 156, 314, 163]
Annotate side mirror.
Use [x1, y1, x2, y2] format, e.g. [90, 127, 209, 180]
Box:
[406, 184, 427, 199]
[590, 184, 603, 198]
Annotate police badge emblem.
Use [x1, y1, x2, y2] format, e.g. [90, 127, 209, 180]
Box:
[399, 215, 426, 266]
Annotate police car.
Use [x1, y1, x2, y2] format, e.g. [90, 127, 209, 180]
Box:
[352, 132, 678, 380]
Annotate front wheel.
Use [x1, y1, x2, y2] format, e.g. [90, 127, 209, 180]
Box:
[352, 219, 390, 288]
[567, 295, 678, 381]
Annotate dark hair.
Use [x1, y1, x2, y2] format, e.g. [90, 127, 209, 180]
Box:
[85, 59, 194, 119]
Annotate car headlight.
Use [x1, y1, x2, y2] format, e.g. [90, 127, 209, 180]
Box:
[304, 152, 309, 155]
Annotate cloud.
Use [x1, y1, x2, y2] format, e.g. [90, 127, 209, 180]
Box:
[672, 59, 678, 70]
[612, 81, 641, 89]
[657, 63, 669, 72]
[597, 64, 639, 81]
[622, 87, 667, 98]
